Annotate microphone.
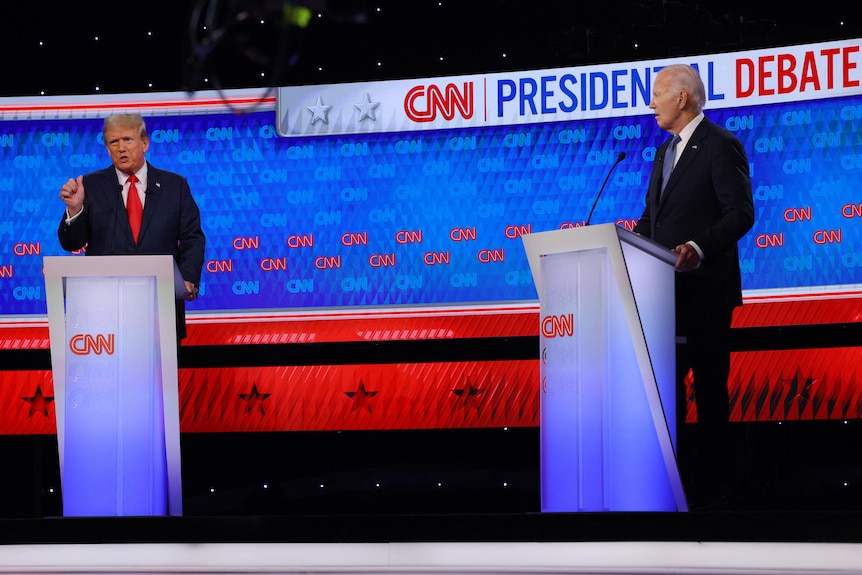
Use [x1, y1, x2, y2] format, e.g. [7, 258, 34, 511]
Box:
[585, 152, 626, 226]
[110, 184, 123, 254]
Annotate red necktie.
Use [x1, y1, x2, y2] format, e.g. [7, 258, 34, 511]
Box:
[127, 174, 143, 243]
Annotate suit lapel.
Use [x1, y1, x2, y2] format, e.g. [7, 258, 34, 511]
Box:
[99, 167, 134, 241]
[138, 164, 162, 242]
[654, 139, 673, 209]
[659, 120, 709, 206]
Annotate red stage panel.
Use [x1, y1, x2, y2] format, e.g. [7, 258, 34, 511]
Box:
[182, 307, 541, 345]
[3, 297, 861, 435]
[0, 371, 56, 435]
[680, 348, 862, 423]
[733, 296, 862, 327]
[728, 347, 862, 421]
[179, 360, 539, 432]
[0, 325, 50, 350]
[3, 350, 862, 434]
[0, 359, 540, 435]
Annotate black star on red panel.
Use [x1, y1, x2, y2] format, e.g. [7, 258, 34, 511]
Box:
[345, 380, 377, 413]
[453, 380, 484, 411]
[780, 368, 818, 417]
[238, 383, 271, 415]
[22, 384, 54, 417]
[782, 369, 818, 401]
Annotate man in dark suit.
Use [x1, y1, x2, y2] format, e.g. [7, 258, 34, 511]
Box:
[58, 113, 206, 339]
[633, 64, 755, 508]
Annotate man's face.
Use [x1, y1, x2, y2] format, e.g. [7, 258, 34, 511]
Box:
[105, 126, 149, 175]
[649, 71, 683, 133]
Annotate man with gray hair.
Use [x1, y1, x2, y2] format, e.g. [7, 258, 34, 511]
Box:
[633, 64, 755, 509]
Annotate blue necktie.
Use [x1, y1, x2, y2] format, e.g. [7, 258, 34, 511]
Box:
[661, 134, 681, 195]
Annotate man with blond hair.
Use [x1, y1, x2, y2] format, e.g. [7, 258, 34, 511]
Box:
[58, 113, 206, 339]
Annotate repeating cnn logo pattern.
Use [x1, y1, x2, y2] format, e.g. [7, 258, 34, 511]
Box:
[3, 92, 862, 317]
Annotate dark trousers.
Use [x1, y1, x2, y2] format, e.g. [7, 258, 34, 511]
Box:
[676, 301, 735, 503]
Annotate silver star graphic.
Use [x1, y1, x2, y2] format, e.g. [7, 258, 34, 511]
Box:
[307, 96, 332, 126]
[354, 93, 381, 122]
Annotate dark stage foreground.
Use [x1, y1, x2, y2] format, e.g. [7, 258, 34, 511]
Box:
[2, 421, 862, 574]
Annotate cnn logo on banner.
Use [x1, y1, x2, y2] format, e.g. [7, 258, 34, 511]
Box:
[404, 82, 474, 123]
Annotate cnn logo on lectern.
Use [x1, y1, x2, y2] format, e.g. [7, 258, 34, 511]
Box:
[541, 314, 574, 338]
[69, 334, 115, 355]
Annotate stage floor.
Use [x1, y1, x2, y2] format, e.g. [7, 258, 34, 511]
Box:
[1, 512, 862, 575]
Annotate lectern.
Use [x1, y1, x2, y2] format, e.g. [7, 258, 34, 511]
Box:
[44, 255, 185, 516]
[522, 223, 687, 512]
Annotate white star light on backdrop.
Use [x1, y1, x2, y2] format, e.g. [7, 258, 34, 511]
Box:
[354, 93, 381, 122]
[307, 97, 332, 125]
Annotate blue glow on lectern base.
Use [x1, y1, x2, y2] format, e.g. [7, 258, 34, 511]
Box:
[63, 276, 169, 516]
[538, 243, 679, 512]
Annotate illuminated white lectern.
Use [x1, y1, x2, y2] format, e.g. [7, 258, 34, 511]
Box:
[522, 223, 687, 512]
[44, 255, 185, 516]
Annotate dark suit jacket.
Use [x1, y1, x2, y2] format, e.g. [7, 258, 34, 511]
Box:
[633, 117, 754, 311]
[58, 163, 206, 337]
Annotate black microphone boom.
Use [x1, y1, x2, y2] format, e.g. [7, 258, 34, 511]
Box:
[585, 152, 626, 226]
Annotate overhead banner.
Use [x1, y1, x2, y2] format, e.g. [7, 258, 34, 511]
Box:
[276, 39, 862, 137]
